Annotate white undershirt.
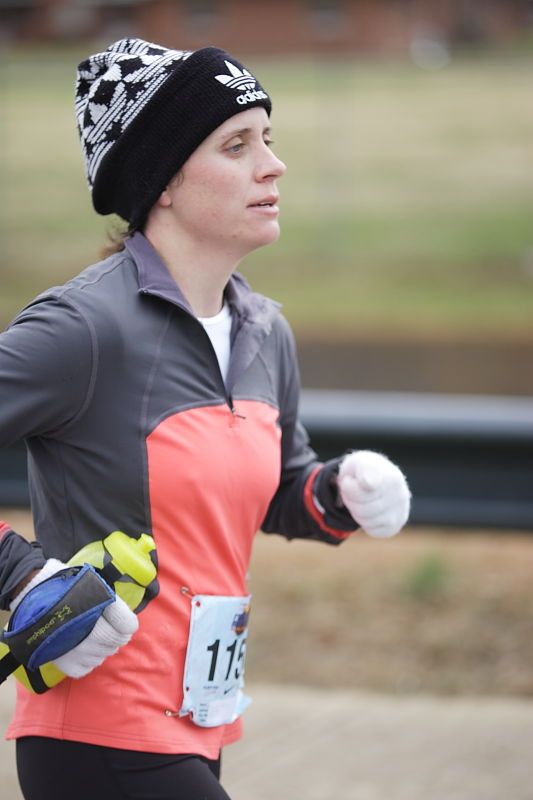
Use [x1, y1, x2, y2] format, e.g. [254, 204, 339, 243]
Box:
[197, 302, 232, 387]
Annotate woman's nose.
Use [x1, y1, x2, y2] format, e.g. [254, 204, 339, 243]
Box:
[257, 147, 287, 181]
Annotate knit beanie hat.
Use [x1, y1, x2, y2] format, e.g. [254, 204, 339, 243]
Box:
[75, 38, 272, 228]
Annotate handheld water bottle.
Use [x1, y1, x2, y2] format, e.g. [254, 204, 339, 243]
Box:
[67, 531, 157, 614]
[0, 531, 158, 693]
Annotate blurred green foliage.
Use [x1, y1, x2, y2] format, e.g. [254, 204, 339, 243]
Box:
[2, 45, 532, 336]
[401, 552, 451, 602]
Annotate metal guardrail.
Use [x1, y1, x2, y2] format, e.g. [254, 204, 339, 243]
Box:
[300, 390, 533, 530]
[1, 390, 532, 529]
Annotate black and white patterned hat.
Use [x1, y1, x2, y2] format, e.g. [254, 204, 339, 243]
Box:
[75, 38, 272, 228]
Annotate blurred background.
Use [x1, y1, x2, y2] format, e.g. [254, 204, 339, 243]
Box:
[1, 5, 533, 790]
[2, 0, 532, 395]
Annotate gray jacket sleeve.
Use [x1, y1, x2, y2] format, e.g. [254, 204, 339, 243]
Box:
[261, 317, 357, 544]
[0, 294, 94, 446]
[0, 294, 94, 603]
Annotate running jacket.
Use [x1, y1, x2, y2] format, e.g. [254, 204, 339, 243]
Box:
[0, 233, 356, 757]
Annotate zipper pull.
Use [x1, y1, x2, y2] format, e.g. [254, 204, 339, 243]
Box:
[228, 396, 246, 420]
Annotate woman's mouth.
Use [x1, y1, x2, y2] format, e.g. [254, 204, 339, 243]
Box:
[248, 196, 280, 214]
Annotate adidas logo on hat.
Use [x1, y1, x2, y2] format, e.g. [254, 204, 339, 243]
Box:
[215, 60, 269, 106]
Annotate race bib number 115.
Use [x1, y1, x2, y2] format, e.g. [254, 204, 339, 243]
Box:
[179, 594, 252, 728]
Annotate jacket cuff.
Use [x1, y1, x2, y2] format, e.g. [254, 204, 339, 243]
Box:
[0, 526, 46, 610]
[304, 460, 358, 538]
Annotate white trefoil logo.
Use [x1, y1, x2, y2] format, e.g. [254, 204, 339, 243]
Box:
[215, 61, 268, 106]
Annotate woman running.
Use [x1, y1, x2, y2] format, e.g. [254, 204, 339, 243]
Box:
[0, 38, 410, 799]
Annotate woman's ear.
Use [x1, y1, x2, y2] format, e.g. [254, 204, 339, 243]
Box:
[157, 172, 183, 208]
[157, 187, 173, 208]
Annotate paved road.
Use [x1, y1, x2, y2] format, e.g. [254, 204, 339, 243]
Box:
[1, 681, 532, 799]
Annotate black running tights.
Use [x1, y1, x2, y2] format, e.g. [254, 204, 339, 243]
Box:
[16, 736, 232, 800]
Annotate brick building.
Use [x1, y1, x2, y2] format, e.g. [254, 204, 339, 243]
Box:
[1, 0, 530, 54]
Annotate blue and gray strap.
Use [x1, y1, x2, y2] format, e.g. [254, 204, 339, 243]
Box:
[0, 564, 114, 684]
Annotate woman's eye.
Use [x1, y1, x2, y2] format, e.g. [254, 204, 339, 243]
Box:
[264, 139, 275, 148]
[227, 142, 244, 154]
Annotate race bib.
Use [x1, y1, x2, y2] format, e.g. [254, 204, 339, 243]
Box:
[179, 594, 252, 728]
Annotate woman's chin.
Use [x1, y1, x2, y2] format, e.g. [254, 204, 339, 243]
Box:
[252, 223, 281, 250]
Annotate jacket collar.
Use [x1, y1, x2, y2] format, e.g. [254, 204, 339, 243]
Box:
[126, 231, 280, 326]
[125, 232, 281, 392]
[125, 232, 191, 312]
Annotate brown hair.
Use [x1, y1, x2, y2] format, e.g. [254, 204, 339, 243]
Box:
[100, 221, 137, 259]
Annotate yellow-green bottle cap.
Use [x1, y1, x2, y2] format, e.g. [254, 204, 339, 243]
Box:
[104, 531, 157, 586]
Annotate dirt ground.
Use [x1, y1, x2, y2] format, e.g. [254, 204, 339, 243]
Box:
[2, 509, 532, 698]
[246, 527, 533, 698]
[297, 337, 533, 396]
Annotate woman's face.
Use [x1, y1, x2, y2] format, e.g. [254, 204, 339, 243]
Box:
[163, 107, 286, 258]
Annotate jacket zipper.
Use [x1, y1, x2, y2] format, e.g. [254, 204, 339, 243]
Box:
[194, 319, 246, 423]
[141, 290, 247, 421]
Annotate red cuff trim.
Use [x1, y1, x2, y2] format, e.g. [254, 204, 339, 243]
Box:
[303, 467, 354, 540]
[0, 522, 13, 542]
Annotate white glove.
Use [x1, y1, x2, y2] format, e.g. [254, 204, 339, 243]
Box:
[337, 451, 411, 538]
[10, 558, 138, 679]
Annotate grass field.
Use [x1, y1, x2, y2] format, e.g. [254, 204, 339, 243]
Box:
[2, 45, 533, 337]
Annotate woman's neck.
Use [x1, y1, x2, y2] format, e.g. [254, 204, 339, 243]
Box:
[144, 226, 240, 318]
